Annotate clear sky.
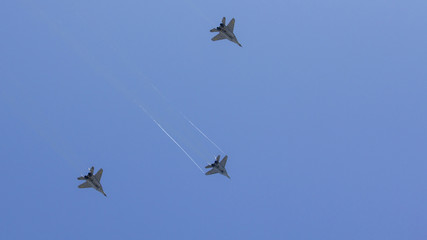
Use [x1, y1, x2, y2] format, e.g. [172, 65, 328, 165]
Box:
[1, 0, 426, 239]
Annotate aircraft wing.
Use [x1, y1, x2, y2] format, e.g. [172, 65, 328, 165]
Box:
[211, 33, 227, 41]
[205, 168, 220, 175]
[220, 155, 228, 167]
[78, 182, 91, 188]
[94, 169, 103, 182]
[227, 18, 235, 32]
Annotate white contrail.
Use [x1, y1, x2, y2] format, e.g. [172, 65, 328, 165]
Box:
[186, 119, 225, 154]
[139, 105, 205, 174]
[149, 83, 225, 155]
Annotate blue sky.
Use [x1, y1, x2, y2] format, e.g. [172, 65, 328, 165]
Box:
[1, 0, 426, 239]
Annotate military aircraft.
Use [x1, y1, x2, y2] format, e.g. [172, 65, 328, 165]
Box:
[210, 17, 242, 47]
[77, 166, 107, 196]
[205, 155, 230, 179]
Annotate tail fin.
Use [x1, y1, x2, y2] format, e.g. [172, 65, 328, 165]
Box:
[210, 28, 219, 32]
[205, 165, 213, 169]
[77, 176, 85, 180]
[222, 17, 226, 25]
[216, 155, 220, 162]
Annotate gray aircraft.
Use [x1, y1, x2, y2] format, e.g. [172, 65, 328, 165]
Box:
[77, 166, 107, 197]
[205, 155, 230, 179]
[210, 17, 242, 47]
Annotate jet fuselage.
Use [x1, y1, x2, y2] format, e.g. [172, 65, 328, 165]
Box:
[219, 27, 236, 42]
[212, 164, 229, 178]
[87, 177, 102, 190]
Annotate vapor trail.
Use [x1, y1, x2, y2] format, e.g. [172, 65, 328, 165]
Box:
[186, 119, 225, 154]
[149, 83, 225, 155]
[139, 105, 205, 173]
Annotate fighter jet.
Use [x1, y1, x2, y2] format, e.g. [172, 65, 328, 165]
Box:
[77, 166, 107, 197]
[205, 155, 230, 179]
[210, 17, 242, 47]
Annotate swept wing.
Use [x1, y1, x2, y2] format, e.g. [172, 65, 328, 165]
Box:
[227, 18, 235, 32]
[205, 168, 220, 175]
[220, 156, 228, 168]
[211, 33, 227, 41]
[78, 182, 91, 188]
[94, 169, 103, 182]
